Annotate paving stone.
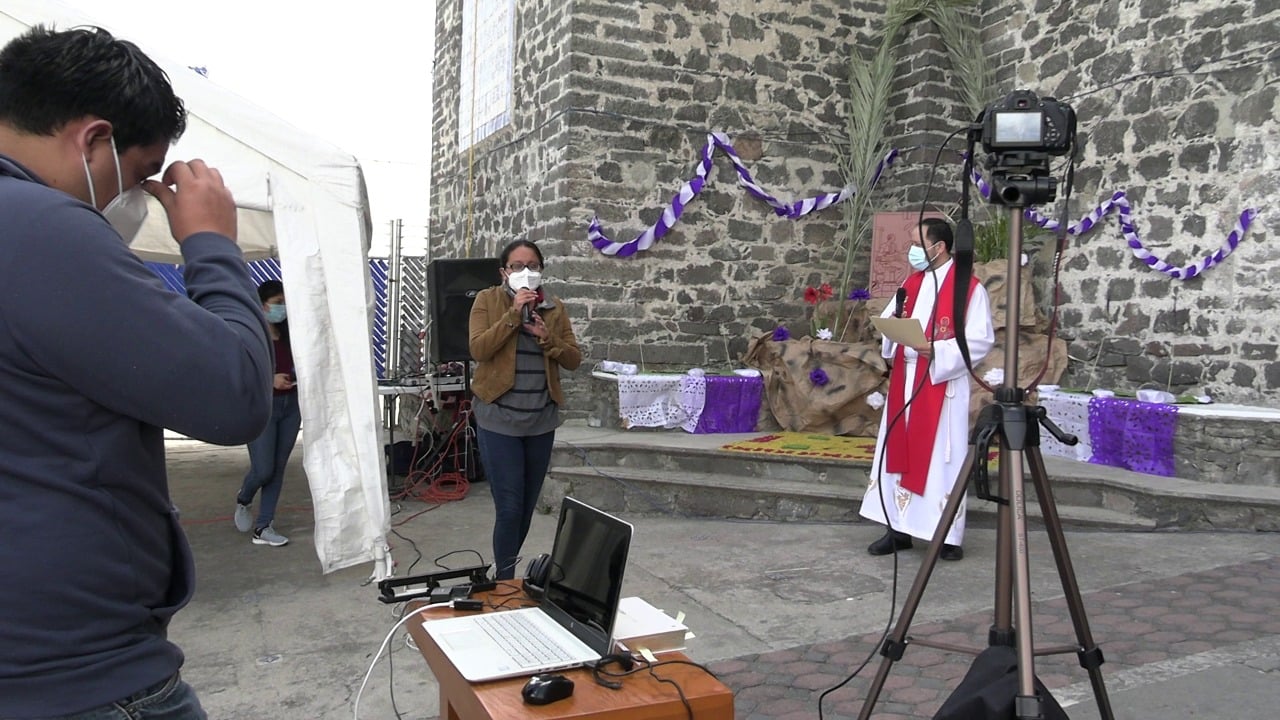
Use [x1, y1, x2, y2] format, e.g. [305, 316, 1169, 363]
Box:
[716, 557, 1280, 718]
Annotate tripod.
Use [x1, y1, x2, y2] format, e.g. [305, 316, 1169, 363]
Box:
[857, 208, 1115, 720]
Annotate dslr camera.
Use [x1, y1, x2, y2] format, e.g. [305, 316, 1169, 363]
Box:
[974, 90, 1077, 207]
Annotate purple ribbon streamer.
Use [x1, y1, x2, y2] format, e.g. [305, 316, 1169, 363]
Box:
[970, 169, 1258, 280]
[589, 133, 899, 257]
[592, 146, 1257, 275]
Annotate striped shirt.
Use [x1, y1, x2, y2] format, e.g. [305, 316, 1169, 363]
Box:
[472, 327, 560, 436]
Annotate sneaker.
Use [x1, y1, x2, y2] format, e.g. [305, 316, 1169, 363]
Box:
[252, 525, 289, 547]
[234, 503, 252, 532]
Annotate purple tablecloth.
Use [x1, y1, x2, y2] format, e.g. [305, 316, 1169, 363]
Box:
[1088, 396, 1179, 476]
[693, 375, 763, 434]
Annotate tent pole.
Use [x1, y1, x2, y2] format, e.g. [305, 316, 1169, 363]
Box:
[387, 219, 404, 378]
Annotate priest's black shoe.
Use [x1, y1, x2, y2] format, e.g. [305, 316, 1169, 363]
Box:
[940, 544, 964, 562]
[867, 530, 913, 556]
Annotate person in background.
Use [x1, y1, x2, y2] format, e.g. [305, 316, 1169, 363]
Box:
[234, 279, 300, 547]
[469, 239, 581, 580]
[858, 217, 995, 562]
[0, 25, 272, 720]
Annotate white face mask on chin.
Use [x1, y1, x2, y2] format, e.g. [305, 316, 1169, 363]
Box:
[507, 268, 543, 291]
[83, 136, 150, 244]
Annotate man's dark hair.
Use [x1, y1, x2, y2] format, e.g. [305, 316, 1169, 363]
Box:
[0, 25, 186, 150]
[920, 217, 954, 252]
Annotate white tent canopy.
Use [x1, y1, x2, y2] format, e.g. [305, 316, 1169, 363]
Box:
[1, 0, 391, 575]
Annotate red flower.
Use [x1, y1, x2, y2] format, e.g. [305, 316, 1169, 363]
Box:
[804, 286, 819, 304]
[819, 283, 834, 301]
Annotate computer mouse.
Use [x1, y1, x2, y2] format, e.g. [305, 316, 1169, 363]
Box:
[521, 673, 574, 705]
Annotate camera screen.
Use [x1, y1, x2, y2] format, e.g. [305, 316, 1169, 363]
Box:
[994, 111, 1042, 144]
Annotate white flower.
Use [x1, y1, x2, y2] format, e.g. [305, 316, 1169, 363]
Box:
[816, 327, 833, 340]
[1195, 395, 1212, 404]
[866, 391, 885, 410]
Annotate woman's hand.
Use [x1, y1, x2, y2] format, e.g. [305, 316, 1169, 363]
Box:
[526, 312, 549, 340]
[513, 288, 539, 314]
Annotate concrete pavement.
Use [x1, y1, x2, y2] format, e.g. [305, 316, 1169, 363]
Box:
[163, 427, 1280, 719]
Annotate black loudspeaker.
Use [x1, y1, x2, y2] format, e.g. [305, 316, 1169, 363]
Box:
[427, 258, 501, 363]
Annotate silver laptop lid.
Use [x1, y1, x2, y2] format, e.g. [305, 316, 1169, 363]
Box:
[539, 497, 634, 656]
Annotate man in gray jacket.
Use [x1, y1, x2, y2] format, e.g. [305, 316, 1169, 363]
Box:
[0, 25, 273, 719]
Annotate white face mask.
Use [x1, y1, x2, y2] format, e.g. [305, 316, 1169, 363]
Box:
[907, 245, 931, 271]
[507, 268, 542, 291]
[83, 136, 149, 243]
[103, 187, 150, 244]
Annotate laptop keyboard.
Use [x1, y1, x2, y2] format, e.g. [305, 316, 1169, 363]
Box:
[474, 612, 577, 668]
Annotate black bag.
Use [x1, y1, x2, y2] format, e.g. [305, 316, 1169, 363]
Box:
[933, 645, 1069, 719]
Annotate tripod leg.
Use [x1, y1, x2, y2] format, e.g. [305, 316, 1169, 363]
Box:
[1007, 447, 1041, 718]
[856, 449, 977, 720]
[991, 437, 1016, 647]
[1025, 446, 1116, 720]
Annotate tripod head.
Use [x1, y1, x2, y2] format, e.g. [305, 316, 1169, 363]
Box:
[949, 90, 1078, 397]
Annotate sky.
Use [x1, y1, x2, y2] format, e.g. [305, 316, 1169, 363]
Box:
[58, 0, 435, 255]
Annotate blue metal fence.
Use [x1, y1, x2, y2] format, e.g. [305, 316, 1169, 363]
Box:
[145, 258, 396, 378]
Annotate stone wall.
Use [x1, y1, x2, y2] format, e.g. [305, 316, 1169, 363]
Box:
[431, 0, 877, 417]
[431, 0, 1280, 418]
[978, 0, 1279, 401]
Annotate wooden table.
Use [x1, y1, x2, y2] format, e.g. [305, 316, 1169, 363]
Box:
[406, 582, 734, 719]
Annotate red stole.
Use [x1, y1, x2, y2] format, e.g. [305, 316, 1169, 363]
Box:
[884, 266, 976, 495]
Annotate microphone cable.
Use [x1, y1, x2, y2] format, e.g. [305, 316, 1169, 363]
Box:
[817, 126, 967, 720]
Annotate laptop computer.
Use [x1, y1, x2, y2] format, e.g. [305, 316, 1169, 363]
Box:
[420, 497, 634, 682]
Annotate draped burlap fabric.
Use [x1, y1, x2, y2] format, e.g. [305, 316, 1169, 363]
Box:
[743, 334, 887, 437]
[744, 259, 1066, 435]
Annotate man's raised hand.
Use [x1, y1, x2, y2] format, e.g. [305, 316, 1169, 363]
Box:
[142, 159, 237, 243]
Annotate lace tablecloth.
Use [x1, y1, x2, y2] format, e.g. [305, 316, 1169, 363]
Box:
[1037, 390, 1179, 476]
[1037, 390, 1093, 461]
[615, 373, 762, 434]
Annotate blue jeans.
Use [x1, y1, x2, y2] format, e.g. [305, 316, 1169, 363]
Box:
[238, 392, 301, 530]
[475, 427, 556, 580]
[31, 673, 206, 720]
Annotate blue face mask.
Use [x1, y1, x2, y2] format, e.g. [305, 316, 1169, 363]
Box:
[907, 245, 931, 271]
[265, 304, 287, 324]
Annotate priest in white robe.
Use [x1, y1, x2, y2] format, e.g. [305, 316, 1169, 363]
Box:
[859, 218, 995, 561]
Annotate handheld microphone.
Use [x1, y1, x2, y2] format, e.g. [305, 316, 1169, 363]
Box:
[894, 288, 907, 318]
[522, 304, 532, 324]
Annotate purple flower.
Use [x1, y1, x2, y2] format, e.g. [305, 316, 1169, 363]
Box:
[809, 367, 829, 386]
[848, 287, 871, 301]
[772, 325, 791, 341]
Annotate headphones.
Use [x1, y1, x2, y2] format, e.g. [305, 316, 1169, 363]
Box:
[524, 553, 551, 600]
[591, 653, 636, 690]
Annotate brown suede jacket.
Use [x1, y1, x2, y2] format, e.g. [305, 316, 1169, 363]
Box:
[468, 285, 582, 405]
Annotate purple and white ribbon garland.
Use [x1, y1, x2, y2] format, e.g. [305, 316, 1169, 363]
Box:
[1023, 192, 1258, 280]
[588, 132, 899, 257]
[590, 138, 1259, 278]
[970, 166, 1258, 280]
